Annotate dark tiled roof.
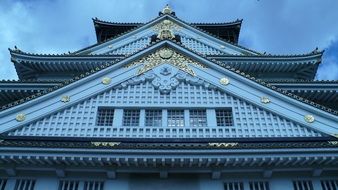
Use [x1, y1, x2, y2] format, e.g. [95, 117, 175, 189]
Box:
[0, 138, 337, 149]
[2, 39, 337, 116]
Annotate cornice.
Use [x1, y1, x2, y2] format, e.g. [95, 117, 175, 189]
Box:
[1, 40, 337, 117]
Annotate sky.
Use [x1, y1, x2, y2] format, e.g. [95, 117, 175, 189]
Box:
[0, 0, 338, 80]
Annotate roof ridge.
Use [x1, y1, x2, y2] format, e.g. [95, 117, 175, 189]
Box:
[0, 79, 63, 83]
[93, 17, 243, 26]
[1, 39, 337, 116]
[266, 79, 338, 83]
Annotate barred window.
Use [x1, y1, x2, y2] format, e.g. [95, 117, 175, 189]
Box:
[0, 179, 7, 190]
[249, 181, 270, 190]
[145, 110, 162, 127]
[168, 110, 184, 127]
[96, 107, 114, 126]
[14, 179, 36, 190]
[58, 180, 79, 190]
[293, 180, 313, 190]
[321, 180, 338, 190]
[123, 110, 140, 126]
[224, 182, 244, 190]
[216, 109, 233, 126]
[189, 110, 207, 127]
[84, 181, 104, 190]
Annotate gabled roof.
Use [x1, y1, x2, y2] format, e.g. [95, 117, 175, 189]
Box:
[0, 40, 337, 137]
[93, 17, 242, 44]
[76, 13, 259, 56]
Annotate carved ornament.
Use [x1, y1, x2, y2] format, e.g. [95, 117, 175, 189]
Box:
[61, 95, 70, 103]
[16, 113, 26, 122]
[125, 48, 206, 76]
[304, 114, 315, 123]
[260, 96, 271, 104]
[102, 77, 112, 85]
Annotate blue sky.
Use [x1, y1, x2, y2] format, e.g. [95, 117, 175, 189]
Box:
[0, 0, 338, 80]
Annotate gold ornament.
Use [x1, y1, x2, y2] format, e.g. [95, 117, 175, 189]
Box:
[61, 95, 70, 103]
[102, 77, 112, 85]
[261, 96, 271, 104]
[162, 4, 172, 14]
[16, 113, 26, 122]
[304, 114, 315, 123]
[219, 77, 230, 85]
[159, 48, 173, 59]
[153, 19, 180, 40]
[125, 47, 206, 76]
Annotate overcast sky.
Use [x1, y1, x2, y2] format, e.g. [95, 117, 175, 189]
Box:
[0, 0, 338, 80]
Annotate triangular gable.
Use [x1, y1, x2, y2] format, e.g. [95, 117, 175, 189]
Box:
[0, 41, 337, 138]
[76, 14, 259, 56]
[7, 68, 326, 138]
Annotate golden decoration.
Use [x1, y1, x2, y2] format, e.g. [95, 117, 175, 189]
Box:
[162, 4, 172, 14]
[328, 141, 338, 145]
[16, 113, 26, 122]
[159, 48, 174, 59]
[91, 142, 120, 147]
[219, 77, 230, 85]
[153, 19, 181, 40]
[102, 77, 112, 85]
[260, 96, 271, 104]
[304, 114, 315, 123]
[125, 47, 206, 76]
[61, 95, 70, 103]
[209, 143, 238, 148]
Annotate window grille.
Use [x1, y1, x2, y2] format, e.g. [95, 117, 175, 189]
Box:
[189, 110, 207, 127]
[168, 110, 184, 127]
[249, 181, 270, 190]
[216, 109, 233, 126]
[293, 180, 313, 190]
[123, 110, 140, 126]
[58, 180, 79, 190]
[14, 179, 36, 190]
[321, 180, 338, 190]
[0, 179, 7, 190]
[96, 107, 114, 126]
[224, 182, 244, 190]
[84, 181, 104, 190]
[145, 110, 162, 127]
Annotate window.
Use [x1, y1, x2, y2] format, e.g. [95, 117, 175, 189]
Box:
[123, 110, 140, 126]
[58, 180, 79, 190]
[168, 110, 184, 127]
[145, 110, 162, 127]
[0, 179, 7, 190]
[216, 109, 233, 126]
[293, 180, 313, 190]
[96, 107, 114, 126]
[189, 110, 207, 127]
[14, 179, 36, 190]
[84, 181, 104, 190]
[249, 181, 270, 190]
[224, 182, 244, 190]
[321, 180, 338, 190]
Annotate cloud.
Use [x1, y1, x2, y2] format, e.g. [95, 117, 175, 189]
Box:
[0, 0, 338, 80]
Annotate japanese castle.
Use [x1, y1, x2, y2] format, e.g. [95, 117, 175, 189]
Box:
[0, 5, 338, 190]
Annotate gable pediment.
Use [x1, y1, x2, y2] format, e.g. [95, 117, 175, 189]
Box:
[77, 15, 258, 56]
[0, 41, 337, 139]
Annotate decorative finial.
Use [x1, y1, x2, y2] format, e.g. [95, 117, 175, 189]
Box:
[162, 4, 172, 14]
[219, 77, 230, 85]
[304, 114, 315, 123]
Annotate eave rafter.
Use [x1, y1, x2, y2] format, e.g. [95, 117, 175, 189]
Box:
[2, 40, 337, 119]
